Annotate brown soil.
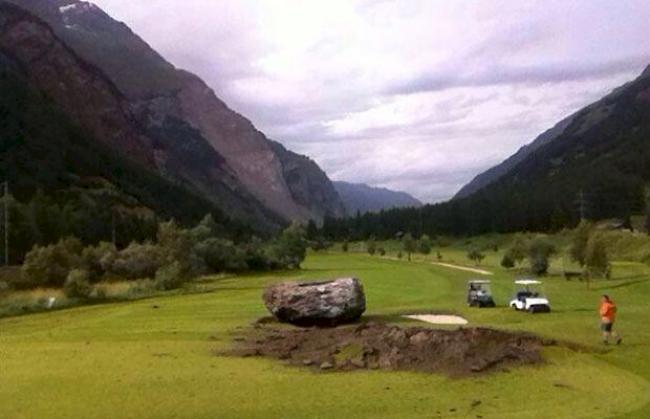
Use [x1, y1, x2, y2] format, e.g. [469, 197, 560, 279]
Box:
[229, 321, 549, 376]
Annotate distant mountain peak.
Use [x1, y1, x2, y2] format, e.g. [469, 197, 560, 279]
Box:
[333, 181, 422, 215]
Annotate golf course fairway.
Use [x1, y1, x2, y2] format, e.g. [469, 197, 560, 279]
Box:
[1, 253, 649, 419]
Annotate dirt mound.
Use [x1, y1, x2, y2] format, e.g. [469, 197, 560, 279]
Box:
[230, 321, 546, 376]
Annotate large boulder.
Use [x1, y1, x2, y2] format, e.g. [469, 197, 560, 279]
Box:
[263, 278, 366, 326]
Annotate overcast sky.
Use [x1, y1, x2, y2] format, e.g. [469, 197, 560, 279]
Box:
[93, 0, 650, 203]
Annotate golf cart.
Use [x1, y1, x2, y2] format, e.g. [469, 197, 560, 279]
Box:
[467, 280, 496, 308]
[509, 279, 551, 313]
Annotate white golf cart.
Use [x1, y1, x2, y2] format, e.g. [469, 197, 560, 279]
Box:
[509, 279, 551, 313]
[467, 280, 496, 308]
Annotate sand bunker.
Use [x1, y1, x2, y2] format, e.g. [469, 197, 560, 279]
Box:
[404, 314, 468, 325]
[229, 321, 546, 376]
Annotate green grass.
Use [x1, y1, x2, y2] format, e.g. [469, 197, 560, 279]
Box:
[1, 252, 650, 418]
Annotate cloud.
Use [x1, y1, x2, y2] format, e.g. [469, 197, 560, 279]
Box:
[92, 0, 650, 202]
[385, 56, 650, 95]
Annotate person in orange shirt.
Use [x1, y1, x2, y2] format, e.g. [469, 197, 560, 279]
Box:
[600, 295, 622, 345]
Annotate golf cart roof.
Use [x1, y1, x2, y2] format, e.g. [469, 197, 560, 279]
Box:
[468, 280, 491, 284]
[515, 280, 542, 285]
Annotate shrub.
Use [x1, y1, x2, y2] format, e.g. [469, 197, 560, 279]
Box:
[155, 262, 187, 291]
[367, 239, 376, 256]
[402, 233, 416, 261]
[63, 269, 92, 299]
[342, 240, 349, 252]
[378, 247, 386, 256]
[585, 233, 610, 278]
[527, 237, 556, 275]
[21, 238, 83, 288]
[81, 242, 117, 282]
[467, 249, 485, 265]
[501, 253, 515, 269]
[569, 221, 593, 267]
[506, 235, 529, 266]
[109, 242, 164, 280]
[397, 251, 403, 259]
[530, 256, 549, 276]
[194, 238, 248, 273]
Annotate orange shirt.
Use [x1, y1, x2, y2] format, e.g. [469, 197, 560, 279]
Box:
[600, 301, 617, 322]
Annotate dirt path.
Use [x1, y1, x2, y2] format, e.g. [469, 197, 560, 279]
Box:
[381, 256, 493, 275]
[431, 262, 493, 276]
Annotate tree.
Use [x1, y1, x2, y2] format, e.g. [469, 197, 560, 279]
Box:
[271, 222, 307, 269]
[418, 234, 432, 255]
[569, 221, 593, 267]
[527, 237, 556, 276]
[367, 238, 376, 256]
[378, 247, 386, 256]
[506, 235, 528, 266]
[402, 233, 416, 261]
[467, 248, 485, 266]
[585, 233, 610, 278]
[436, 250, 443, 261]
[342, 240, 349, 252]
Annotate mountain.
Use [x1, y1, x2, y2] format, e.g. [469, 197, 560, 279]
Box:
[333, 182, 422, 214]
[454, 113, 576, 199]
[0, 0, 345, 226]
[322, 64, 650, 238]
[455, 68, 650, 200]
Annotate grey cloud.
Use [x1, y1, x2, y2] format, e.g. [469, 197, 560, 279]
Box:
[385, 56, 650, 96]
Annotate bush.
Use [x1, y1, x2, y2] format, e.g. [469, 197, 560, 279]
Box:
[506, 235, 528, 266]
[109, 242, 164, 280]
[397, 251, 403, 259]
[194, 238, 248, 273]
[21, 238, 83, 288]
[155, 262, 187, 291]
[342, 240, 349, 252]
[63, 269, 92, 299]
[378, 247, 386, 256]
[367, 239, 376, 256]
[419, 235, 432, 255]
[585, 233, 610, 278]
[527, 237, 556, 275]
[569, 221, 593, 267]
[81, 242, 117, 282]
[501, 253, 515, 269]
[467, 248, 485, 265]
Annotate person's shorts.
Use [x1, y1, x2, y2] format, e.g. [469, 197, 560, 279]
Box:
[601, 322, 613, 332]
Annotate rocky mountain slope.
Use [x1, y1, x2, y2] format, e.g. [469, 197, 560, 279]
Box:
[333, 181, 422, 214]
[1, 0, 345, 225]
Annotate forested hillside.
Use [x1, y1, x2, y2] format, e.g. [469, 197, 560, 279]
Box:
[322, 65, 650, 239]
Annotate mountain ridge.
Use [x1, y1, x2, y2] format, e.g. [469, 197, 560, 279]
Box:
[333, 181, 422, 214]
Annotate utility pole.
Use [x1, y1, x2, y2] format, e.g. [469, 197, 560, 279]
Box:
[3, 181, 9, 266]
